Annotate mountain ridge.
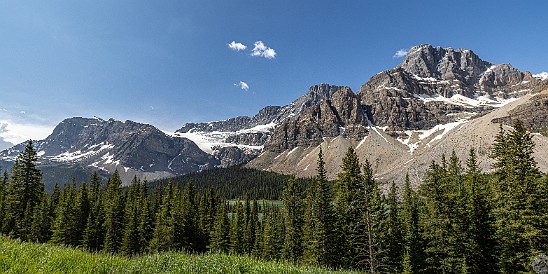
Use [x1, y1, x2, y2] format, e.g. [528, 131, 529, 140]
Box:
[1, 44, 547, 187]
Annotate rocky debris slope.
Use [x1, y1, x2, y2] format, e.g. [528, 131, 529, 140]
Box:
[492, 90, 548, 134]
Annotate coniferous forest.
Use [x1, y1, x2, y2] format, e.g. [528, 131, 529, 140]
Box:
[1, 120, 548, 273]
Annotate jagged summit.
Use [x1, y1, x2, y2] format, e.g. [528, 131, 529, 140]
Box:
[2, 44, 547, 187]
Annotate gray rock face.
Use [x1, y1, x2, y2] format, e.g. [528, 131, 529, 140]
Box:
[0, 117, 218, 176]
[358, 44, 542, 131]
[266, 86, 368, 152]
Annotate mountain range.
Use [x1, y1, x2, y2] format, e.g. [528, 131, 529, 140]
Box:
[1, 44, 547, 188]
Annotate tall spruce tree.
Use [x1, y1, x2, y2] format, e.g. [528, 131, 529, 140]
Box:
[302, 148, 334, 266]
[83, 174, 105, 251]
[121, 176, 142, 255]
[3, 140, 43, 237]
[382, 182, 404, 273]
[209, 201, 230, 253]
[334, 146, 362, 267]
[354, 160, 384, 272]
[230, 201, 245, 254]
[149, 181, 177, 252]
[103, 170, 124, 253]
[281, 175, 304, 263]
[490, 121, 546, 272]
[401, 173, 425, 273]
[463, 148, 497, 273]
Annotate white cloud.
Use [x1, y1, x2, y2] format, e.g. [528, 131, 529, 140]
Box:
[0, 120, 53, 145]
[227, 41, 247, 51]
[251, 41, 277, 59]
[235, 81, 250, 91]
[393, 48, 408, 58]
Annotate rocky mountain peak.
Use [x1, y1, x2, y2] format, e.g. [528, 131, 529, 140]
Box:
[398, 44, 492, 83]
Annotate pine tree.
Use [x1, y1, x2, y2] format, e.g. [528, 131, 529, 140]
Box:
[401, 174, 425, 273]
[303, 148, 334, 267]
[149, 181, 176, 252]
[261, 207, 283, 260]
[137, 180, 153, 254]
[463, 148, 497, 273]
[51, 182, 78, 245]
[103, 170, 124, 253]
[242, 193, 257, 255]
[29, 191, 52, 243]
[177, 181, 201, 252]
[230, 201, 245, 254]
[354, 160, 384, 272]
[2, 140, 44, 237]
[490, 120, 545, 272]
[83, 174, 105, 251]
[382, 182, 404, 273]
[333, 146, 362, 267]
[0, 170, 7, 233]
[121, 176, 142, 255]
[209, 201, 230, 253]
[420, 159, 455, 273]
[281, 175, 303, 263]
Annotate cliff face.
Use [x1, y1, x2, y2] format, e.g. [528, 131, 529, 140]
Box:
[266, 86, 368, 152]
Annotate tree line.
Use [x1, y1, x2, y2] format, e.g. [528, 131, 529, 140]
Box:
[1, 120, 547, 273]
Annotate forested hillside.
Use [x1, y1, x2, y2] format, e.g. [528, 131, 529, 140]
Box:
[150, 166, 313, 200]
[1, 121, 547, 273]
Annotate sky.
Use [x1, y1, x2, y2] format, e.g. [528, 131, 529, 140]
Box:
[1, 0, 547, 150]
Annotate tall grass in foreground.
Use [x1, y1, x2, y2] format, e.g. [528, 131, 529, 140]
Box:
[0, 236, 356, 274]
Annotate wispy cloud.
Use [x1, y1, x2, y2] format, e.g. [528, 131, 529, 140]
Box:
[235, 81, 250, 91]
[0, 120, 53, 147]
[393, 48, 408, 58]
[251, 41, 276, 59]
[227, 41, 247, 51]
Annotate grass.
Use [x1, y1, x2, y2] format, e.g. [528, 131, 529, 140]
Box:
[0, 236, 357, 274]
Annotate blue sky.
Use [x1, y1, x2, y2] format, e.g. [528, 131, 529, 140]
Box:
[0, 0, 547, 149]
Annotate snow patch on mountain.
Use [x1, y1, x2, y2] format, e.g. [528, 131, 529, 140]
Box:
[166, 123, 275, 155]
[413, 93, 518, 108]
[534, 72, 548, 80]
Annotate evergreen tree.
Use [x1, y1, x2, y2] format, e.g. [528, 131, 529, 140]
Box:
[401, 174, 426, 273]
[230, 201, 245, 254]
[281, 175, 303, 263]
[149, 181, 176, 252]
[209, 202, 230, 253]
[29, 191, 52, 243]
[420, 159, 457, 273]
[261, 207, 283, 260]
[382, 182, 404, 272]
[463, 148, 497, 273]
[333, 146, 362, 267]
[83, 175, 105, 251]
[2, 140, 43, 237]
[121, 176, 142, 255]
[50, 182, 78, 246]
[103, 170, 124, 253]
[243, 193, 257, 255]
[490, 121, 546, 272]
[0, 170, 7, 232]
[177, 181, 201, 252]
[302, 148, 334, 266]
[354, 160, 384, 272]
[137, 180, 153, 254]
[74, 182, 90, 246]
